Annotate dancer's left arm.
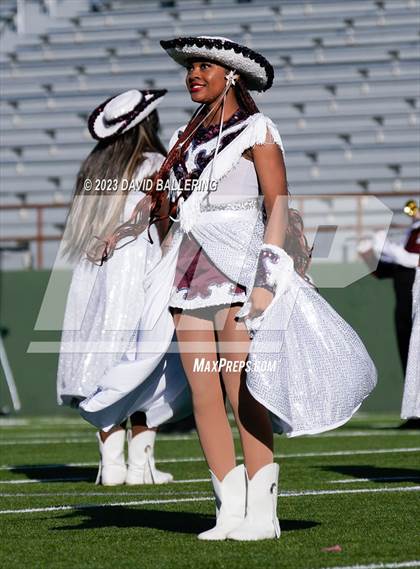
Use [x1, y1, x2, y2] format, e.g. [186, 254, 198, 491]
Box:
[247, 139, 289, 319]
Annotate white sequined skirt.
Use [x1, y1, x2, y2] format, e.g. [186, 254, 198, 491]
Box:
[401, 267, 420, 419]
[80, 201, 377, 435]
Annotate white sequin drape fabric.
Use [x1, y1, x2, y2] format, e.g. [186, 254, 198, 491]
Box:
[401, 267, 420, 419]
[78, 116, 378, 434]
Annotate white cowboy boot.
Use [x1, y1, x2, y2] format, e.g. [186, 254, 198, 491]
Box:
[198, 464, 247, 541]
[125, 429, 174, 485]
[95, 429, 127, 486]
[227, 462, 281, 541]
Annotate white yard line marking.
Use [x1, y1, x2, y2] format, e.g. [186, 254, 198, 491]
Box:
[0, 491, 211, 498]
[0, 496, 214, 514]
[0, 485, 419, 515]
[2, 472, 420, 488]
[0, 477, 210, 486]
[0, 478, 89, 484]
[282, 486, 420, 497]
[0, 419, 30, 427]
[0, 462, 98, 471]
[314, 561, 420, 569]
[160, 447, 420, 463]
[329, 476, 420, 484]
[0, 439, 96, 445]
[0, 434, 199, 445]
[313, 431, 420, 438]
[2, 430, 420, 444]
[0, 447, 419, 472]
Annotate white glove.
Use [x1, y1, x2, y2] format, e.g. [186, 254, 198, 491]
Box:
[236, 243, 295, 339]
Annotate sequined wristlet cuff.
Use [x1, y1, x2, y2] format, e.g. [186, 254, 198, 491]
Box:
[236, 244, 295, 339]
[254, 248, 279, 294]
[253, 244, 294, 296]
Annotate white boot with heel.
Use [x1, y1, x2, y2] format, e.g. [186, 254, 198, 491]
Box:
[95, 429, 127, 486]
[125, 429, 173, 485]
[198, 464, 247, 541]
[227, 462, 281, 541]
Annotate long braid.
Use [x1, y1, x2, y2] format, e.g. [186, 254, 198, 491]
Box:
[235, 78, 315, 288]
[89, 77, 315, 289]
[86, 106, 208, 265]
[235, 78, 260, 114]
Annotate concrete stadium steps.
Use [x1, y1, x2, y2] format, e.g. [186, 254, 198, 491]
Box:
[4, 37, 418, 69]
[1, 157, 418, 182]
[1, 102, 417, 131]
[2, 69, 419, 100]
[1, 0, 419, 267]
[73, 4, 416, 29]
[10, 26, 420, 62]
[2, 70, 417, 109]
[0, 104, 415, 128]
[1, 138, 418, 165]
[1, 123, 418, 149]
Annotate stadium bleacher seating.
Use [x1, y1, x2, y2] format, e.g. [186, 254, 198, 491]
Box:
[0, 0, 419, 268]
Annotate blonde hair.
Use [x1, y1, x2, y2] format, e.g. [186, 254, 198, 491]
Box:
[61, 112, 166, 263]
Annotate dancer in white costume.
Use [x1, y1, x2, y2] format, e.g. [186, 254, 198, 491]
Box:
[401, 206, 420, 421]
[57, 89, 181, 485]
[79, 37, 377, 540]
[401, 262, 420, 420]
[358, 202, 419, 426]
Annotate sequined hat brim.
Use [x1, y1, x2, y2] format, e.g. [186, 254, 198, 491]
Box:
[160, 36, 273, 92]
[88, 89, 167, 142]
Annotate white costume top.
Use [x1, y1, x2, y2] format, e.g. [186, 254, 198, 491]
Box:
[168, 156, 258, 309]
[79, 113, 377, 436]
[401, 266, 420, 419]
[57, 152, 192, 425]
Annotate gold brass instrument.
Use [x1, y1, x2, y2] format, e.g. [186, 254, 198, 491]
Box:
[403, 199, 418, 217]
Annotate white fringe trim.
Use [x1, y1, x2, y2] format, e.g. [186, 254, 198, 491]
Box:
[178, 113, 285, 234]
[168, 282, 246, 310]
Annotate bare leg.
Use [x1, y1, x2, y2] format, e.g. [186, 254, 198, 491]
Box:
[130, 411, 158, 438]
[99, 421, 126, 443]
[215, 304, 273, 479]
[99, 413, 157, 443]
[172, 307, 236, 481]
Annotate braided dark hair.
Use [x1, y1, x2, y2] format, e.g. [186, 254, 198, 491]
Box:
[235, 79, 314, 287]
[88, 78, 314, 289]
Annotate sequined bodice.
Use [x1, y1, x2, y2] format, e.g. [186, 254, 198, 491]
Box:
[172, 107, 250, 184]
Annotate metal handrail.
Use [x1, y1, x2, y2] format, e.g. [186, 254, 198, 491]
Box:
[0, 190, 418, 268]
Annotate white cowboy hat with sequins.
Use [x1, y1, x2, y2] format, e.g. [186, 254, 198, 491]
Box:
[88, 88, 167, 141]
[160, 36, 274, 92]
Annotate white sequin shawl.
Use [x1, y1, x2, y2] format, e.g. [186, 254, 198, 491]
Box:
[79, 115, 377, 435]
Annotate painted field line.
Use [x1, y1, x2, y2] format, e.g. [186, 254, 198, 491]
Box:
[0, 434, 199, 445]
[0, 490, 211, 498]
[0, 496, 214, 514]
[315, 561, 420, 569]
[160, 447, 420, 463]
[0, 477, 90, 485]
[2, 430, 419, 445]
[0, 438, 96, 446]
[2, 486, 419, 500]
[282, 486, 420, 497]
[0, 419, 30, 427]
[0, 477, 210, 486]
[0, 462, 98, 471]
[315, 431, 419, 438]
[0, 447, 419, 473]
[329, 476, 420, 484]
[1, 485, 419, 515]
[2, 474, 420, 490]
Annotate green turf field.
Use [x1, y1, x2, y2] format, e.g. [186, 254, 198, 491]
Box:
[0, 413, 419, 569]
